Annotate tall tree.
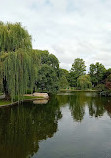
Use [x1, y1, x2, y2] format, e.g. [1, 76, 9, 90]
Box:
[34, 50, 60, 93]
[0, 22, 36, 101]
[89, 62, 106, 86]
[36, 64, 59, 93]
[68, 58, 86, 87]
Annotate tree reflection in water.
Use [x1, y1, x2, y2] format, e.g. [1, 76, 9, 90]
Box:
[0, 97, 62, 158]
[0, 92, 111, 158]
[57, 92, 111, 121]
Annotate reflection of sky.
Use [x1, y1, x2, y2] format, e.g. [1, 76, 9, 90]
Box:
[1, 0, 111, 70]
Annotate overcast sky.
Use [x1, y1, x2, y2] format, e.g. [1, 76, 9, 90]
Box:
[0, 0, 111, 71]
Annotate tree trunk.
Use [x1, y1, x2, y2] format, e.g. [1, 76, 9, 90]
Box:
[3, 77, 10, 100]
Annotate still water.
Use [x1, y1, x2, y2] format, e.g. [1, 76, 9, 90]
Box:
[0, 92, 111, 158]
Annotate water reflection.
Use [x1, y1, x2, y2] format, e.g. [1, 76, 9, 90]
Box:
[57, 92, 111, 121]
[0, 92, 111, 158]
[0, 97, 62, 158]
[33, 99, 48, 104]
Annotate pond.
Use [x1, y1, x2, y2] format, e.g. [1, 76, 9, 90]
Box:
[0, 92, 111, 158]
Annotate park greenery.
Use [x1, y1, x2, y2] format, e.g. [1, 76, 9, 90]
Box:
[0, 22, 111, 103]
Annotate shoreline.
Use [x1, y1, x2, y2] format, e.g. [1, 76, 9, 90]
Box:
[0, 98, 49, 108]
[60, 89, 98, 92]
[0, 93, 49, 107]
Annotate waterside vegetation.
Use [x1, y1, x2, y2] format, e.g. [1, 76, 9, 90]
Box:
[0, 22, 111, 106]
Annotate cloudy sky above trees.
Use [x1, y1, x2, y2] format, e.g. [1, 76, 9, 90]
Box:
[0, 0, 111, 70]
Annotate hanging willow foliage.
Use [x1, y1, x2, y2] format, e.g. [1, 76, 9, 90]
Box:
[0, 22, 32, 52]
[0, 21, 61, 101]
[1, 49, 40, 102]
[0, 52, 8, 91]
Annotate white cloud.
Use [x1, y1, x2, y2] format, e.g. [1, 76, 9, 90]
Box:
[0, 0, 111, 71]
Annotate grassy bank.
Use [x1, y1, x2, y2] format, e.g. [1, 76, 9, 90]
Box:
[0, 100, 12, 106]
[0, 95, 45, 107]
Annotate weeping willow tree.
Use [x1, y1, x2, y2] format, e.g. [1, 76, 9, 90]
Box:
[0, 52, 8, 92]
[0, 49, 40, 102]
[0, 21, 38, 102]
[0, 22, 32, 52]
[77, 75, 92, 90]
[0, 21, 61, 102]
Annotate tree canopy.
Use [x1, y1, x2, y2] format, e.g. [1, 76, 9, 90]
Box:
[59, 69, 69, 89]
[33, 50, 59, 69]
[31, 49, 60, 93]
[0, 22, 32, 52]
[89, 62, 106, 86]
[36, 64, 59, 93]
[77, 75, 92, 90]
[68, 58, 86, 87]
[0, 50, 40, 101]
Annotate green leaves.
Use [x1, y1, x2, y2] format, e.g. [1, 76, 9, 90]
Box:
[1, 50, 41, 101]
[69, 58, 86, 87]
[71, 58, 86, 75]
[89, 62, 106, 86]
[37, 64, 59, 93]
[77, 75, 92, 90]
[0, 22, 32, 52]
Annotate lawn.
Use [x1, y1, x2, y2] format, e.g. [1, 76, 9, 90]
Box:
[0, 100, 11, 106]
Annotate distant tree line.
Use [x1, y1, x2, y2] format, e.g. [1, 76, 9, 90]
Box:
[67, 58, 111, 92]
[0, 22, 111, 101]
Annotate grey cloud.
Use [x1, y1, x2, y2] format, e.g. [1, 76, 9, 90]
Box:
[0, 0, 111, 70]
